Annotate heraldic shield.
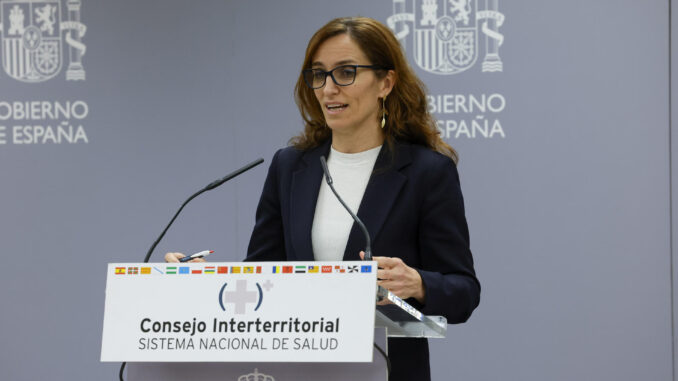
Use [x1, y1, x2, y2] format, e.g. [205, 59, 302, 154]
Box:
[1, 0, 62, 82]
[390, 0, 479, 75]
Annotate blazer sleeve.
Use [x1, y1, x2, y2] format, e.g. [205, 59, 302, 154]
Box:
[245, 149, 287, 262]
[415, 157, 480, 323]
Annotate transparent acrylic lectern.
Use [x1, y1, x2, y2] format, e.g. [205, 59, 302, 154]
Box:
[375, 285, 447, 339]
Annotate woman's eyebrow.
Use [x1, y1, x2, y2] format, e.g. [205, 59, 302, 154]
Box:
[311, 59, 358, 68]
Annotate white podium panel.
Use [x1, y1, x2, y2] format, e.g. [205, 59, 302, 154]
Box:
[101, 261, 377, 363]
[128, 329, 388, 381]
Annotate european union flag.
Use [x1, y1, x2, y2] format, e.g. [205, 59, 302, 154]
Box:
[179, 267, 190, 274]
[361, 265, 372, 273]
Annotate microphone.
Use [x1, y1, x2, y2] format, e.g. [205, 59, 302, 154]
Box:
[121, 158, 264, 381]
[203, 158, 264, 191]
[141, 158, 264, 263]
[319, 155, 372, 260]
[319, 156, 388, 378]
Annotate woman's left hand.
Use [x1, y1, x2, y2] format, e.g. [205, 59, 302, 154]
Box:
[360, 251, 426, 304]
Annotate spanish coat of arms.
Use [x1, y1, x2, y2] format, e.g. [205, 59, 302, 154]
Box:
[387, 0, 504, 75]
[0, 0, 86, 82]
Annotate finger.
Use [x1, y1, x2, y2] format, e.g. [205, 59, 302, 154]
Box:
[164, 252, 185, 263]
[190, 257, 206, 263]
[377, 279, 400, 291]
[362, 252, 384, 264]
[380, 266, 407, 280]
[370, 256, 394, 269]
[377, 268, 393, 280]
[379, 286, 407, 300]
[372, 256, 401, 269]
[376, 299, 393, 306]
[379, 279, 409, 293]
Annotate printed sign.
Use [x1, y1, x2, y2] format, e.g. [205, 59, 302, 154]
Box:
[101, 261, 378, 362]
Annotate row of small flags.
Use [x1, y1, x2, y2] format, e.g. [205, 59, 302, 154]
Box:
[114, 265, 372, 275]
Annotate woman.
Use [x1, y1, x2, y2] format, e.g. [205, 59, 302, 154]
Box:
[167, 16, 479, 381]
[245, 17, 480, 381]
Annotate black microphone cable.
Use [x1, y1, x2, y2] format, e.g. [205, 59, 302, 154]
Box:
[374, 342, 391, 377]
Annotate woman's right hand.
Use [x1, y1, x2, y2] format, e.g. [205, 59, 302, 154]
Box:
[164, 252, 206, 263]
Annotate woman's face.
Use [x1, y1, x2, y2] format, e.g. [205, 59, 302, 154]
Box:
[311, 34, 393, 138]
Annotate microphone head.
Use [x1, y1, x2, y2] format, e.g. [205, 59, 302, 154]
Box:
[204, 158, 265, 191]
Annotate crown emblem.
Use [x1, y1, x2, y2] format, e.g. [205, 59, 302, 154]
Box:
[238, 368, 275, 381]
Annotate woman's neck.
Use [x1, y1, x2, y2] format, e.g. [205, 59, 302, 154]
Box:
[331, 126, 384, 153]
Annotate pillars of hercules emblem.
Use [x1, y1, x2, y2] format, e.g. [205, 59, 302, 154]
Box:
[392, 0, 407, 51]
[66, 0, 85, 80]
[481, 0, 503, 72]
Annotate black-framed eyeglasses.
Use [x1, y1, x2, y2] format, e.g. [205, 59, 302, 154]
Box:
[302, 64, 387, 89]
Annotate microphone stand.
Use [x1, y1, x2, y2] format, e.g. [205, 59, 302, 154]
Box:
[319, 155, 372, 260]
[142, 158, 264, 263]
[119, 157, 264, 381]
[319, 156, 390, 377]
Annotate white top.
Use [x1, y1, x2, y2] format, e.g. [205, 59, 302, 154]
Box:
[312, 145, 382, 261]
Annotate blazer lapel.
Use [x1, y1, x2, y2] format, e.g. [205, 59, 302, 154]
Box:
[289, 140, 331, 261]
[343, 142, 412, 260]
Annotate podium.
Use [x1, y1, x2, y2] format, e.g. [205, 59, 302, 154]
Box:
[101, 262, 447, 380]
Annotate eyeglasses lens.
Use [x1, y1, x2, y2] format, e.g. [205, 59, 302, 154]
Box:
[332, 66, 356, 86]
[304, 66, 358, 89]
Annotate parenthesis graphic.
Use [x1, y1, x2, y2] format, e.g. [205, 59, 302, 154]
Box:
[255, 282, 263, 311]
[218, 282, 228, 311]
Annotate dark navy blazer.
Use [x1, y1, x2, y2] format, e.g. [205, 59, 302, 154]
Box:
[246, 139, 480, 381]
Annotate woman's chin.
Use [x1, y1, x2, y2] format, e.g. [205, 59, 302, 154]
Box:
[326, 122, 350, 133]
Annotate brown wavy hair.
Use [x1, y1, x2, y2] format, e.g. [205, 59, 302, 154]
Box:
[291, 17, 458, 163]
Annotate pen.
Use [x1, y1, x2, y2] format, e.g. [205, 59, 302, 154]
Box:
[179, 250, 214, 262]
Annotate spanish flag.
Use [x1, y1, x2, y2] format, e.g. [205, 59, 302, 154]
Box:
[115, 267, 125, 275]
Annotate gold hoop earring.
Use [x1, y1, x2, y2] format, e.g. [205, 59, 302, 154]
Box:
[381, 97, 387, 129]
